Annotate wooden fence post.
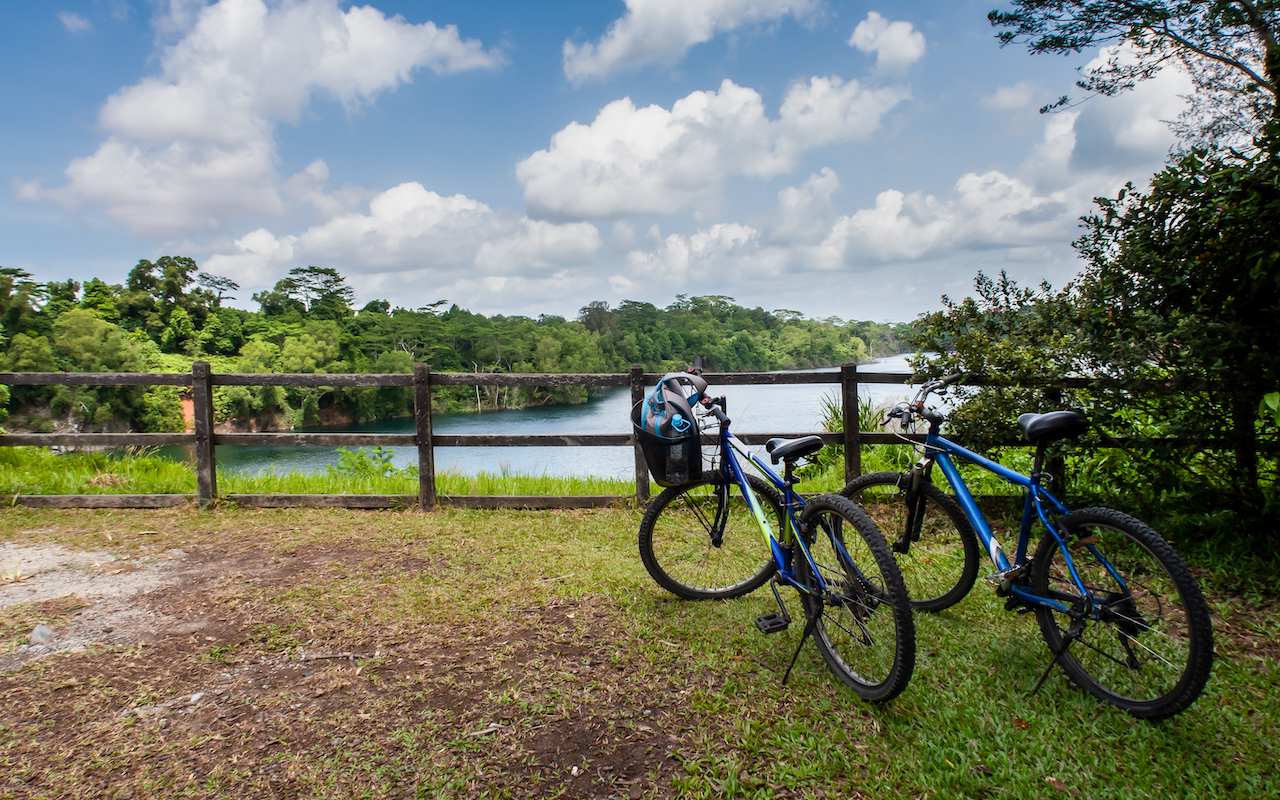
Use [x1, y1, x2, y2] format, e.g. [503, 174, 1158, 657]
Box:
[414, 363, 436, 511]
[1044, 386, 1068, 496]
[192, 361, 217, 506]
[630, 365, 650, 503]
[841, 363, 861, 483]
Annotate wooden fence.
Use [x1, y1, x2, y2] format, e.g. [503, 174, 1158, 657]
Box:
[0, 363, 923, 510]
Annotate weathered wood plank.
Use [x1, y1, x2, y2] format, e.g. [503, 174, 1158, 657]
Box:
[841, 363, 860, 481]
[655, 371, 842, 386]
[429, 373, 630, 388]
[0, 372, 192, 386]
[226, 494, 416, 508]
[0, 433, 195, 446]
[433, 434, 634, 447]
[437, 494, 629, 509]
[629, 364, 649, 503]
[192, 361, 216, 505]
[414, 363, 436, 511]
[852, 372, 914, 385]
[858, 432, 928, 445]
[214, 433, 418, 447]
[709, 432, 844, 446]
[212, 373, 414, 388]
[5, 494, 194, 508]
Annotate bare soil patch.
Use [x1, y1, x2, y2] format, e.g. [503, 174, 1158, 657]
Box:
[0, 529, 714, 799]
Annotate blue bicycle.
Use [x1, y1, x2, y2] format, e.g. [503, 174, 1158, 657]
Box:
[842, 374, 1214, 719]
[635, 367, 915, 702]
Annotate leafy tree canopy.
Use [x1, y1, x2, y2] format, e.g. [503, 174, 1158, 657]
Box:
[990, 0, 1280, 148]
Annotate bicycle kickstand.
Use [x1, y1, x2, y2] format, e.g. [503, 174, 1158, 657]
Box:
[781, 603, 822, 686]
[1028, 618, 1084, 696]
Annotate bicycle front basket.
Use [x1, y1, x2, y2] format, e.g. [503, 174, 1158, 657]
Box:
[631, 399, 702, 487]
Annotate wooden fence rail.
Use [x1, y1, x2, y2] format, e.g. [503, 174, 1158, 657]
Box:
[0, 362, 1131, 511]
[1, 362, 906, 510]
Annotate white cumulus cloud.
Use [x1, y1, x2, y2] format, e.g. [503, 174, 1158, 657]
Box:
[59, 11, 93, 33]
[848, 12, 925, 73]
[981, 80, 1037, 111]
[769, 167, 840, 244]
[204, 182, 602, 298]
[517, 77, 909, 219]
[563, 0, 818, 83]
[616, 70, 1190, 290]
[621, 222, 767, 286]
[33, 0, 499, 238]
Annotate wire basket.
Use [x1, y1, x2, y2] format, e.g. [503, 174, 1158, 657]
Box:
[631, 400, 702, 487]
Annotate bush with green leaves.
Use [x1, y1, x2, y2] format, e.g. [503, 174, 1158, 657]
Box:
[912, 147, 1280, 542]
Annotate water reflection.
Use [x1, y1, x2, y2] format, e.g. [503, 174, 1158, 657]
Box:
[159, 355, 919, 478]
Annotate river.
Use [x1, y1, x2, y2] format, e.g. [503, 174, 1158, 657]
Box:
[165, 355, 920, 479]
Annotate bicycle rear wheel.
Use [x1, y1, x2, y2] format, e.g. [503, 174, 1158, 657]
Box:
[638, 474, 781, 600]
[795, 495, 915, 702]
[1031, 507, 1213, 719]
[842, 471, 980, 612]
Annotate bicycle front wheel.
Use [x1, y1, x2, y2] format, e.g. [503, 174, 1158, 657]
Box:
[795, 495, 915, 702]
[1031, 507, 1214, 719]
[638, 474, 781, 600]
[842, 471, 980, 612]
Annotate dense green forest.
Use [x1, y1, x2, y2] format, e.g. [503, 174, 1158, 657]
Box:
[0, 258, 911, 432]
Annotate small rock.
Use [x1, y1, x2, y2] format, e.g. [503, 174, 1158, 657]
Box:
[29, 625, 54, 645]
[188, 692, 205, 705]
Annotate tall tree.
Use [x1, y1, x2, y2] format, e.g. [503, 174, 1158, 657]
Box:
[0, 267, 44, 338]
[80, 278, 121, 322]
[283, 266, 356, 319]
[196, 273, 240, 305]
[990, 1, 1280, 148]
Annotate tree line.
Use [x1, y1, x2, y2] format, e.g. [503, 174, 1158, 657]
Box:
[0, 259, 911, 432]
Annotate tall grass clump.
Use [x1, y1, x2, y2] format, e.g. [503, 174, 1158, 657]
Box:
[0, 446, 196, 495]
[0, 446, 634, 498]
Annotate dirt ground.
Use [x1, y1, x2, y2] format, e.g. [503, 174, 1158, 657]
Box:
[0, 532, 717, 800]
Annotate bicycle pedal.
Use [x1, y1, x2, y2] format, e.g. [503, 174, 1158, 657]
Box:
[1004, 596, 1034, 613]
[986, 565, 1029, 596]
[754, 612, 790, 634]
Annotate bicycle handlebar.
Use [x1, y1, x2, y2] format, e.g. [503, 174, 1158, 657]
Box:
[698, 394, 729, 424]
[889, 372, 966, 430]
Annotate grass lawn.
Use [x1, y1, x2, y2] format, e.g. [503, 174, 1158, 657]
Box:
[1, 503, 1276, 799]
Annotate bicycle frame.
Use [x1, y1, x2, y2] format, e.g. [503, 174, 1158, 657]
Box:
[920, 430, 1120, 616]
[709, 415, 840, 599]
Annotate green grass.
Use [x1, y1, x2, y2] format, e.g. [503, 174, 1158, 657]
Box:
[0, 504, 1274, 798]
[0, 446, 633, 497]
[0, 446, 197, 494]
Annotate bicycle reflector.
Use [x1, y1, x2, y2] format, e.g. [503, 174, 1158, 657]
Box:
[631, 372, 708, 487]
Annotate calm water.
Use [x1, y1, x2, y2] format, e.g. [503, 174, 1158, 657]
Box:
[166, 355, 919, 479]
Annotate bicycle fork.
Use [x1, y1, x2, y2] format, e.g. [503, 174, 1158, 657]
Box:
[895, 458, 933, 554]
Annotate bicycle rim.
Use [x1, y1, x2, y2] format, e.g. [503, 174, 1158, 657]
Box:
[843, 472, 979, 612]
[638, 475, 780, 600]
[1032, 508, 1213, 719]
[797, 495, 915, 703]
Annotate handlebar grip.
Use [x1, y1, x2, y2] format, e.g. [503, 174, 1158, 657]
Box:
[942, 372, 965, 386]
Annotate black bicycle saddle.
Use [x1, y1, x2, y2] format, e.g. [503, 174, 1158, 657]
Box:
[1016, 411, 1089, 444]
[764, 435, 825, 464]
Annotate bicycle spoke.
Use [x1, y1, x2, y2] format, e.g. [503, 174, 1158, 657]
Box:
[1032, 508, 1213, 718]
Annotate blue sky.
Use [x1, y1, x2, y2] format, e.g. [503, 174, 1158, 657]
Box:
[1, 0, 1191, 322]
